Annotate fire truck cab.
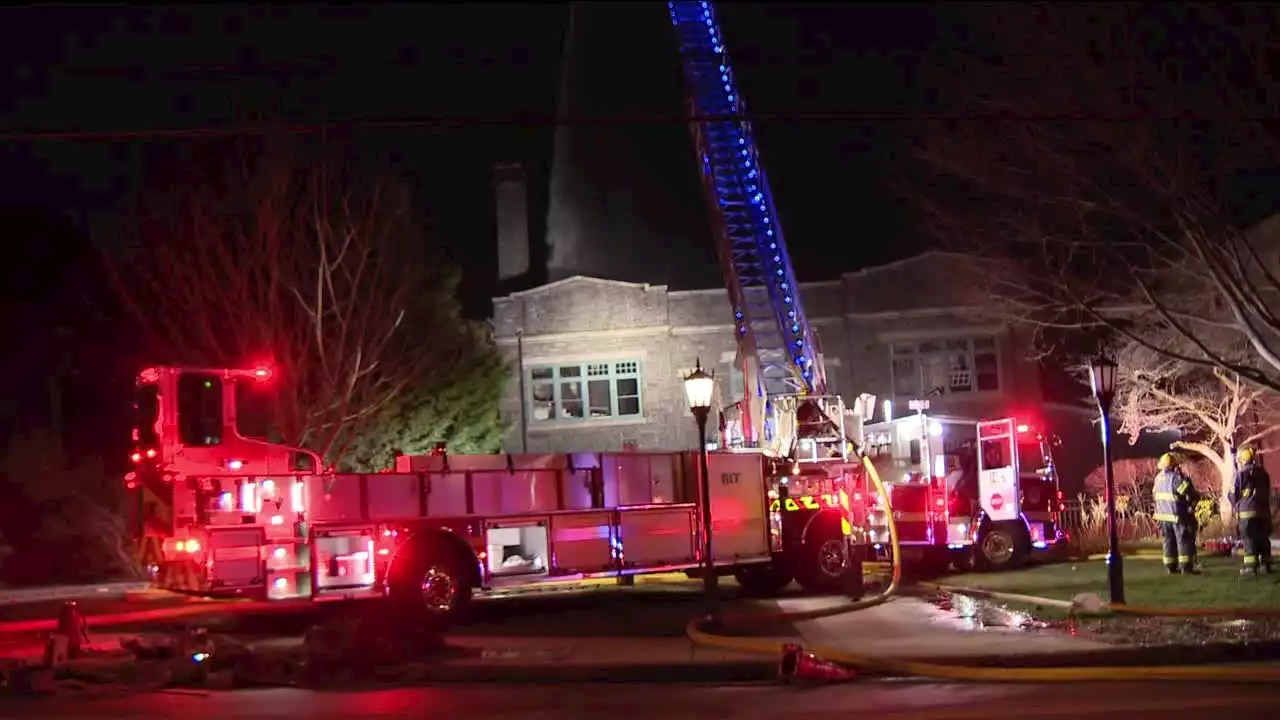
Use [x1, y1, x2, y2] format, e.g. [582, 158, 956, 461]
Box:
[128, 366, 869, 624]
[861, 413, 1065, 572]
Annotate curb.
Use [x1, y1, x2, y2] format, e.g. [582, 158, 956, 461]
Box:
[413, 660, 778, 684]
[363, 640, 1280, 684]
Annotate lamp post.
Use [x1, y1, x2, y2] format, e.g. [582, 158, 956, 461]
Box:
[683, 359, 718, 620]
[1089, 355, 1125, 605]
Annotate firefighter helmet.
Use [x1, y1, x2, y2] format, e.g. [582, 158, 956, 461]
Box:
[1238, 447, 1256, 465]
[1157, 452, 1181, 470]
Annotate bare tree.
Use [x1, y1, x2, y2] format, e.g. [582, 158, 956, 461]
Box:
[107, 135, 490, 467]
[910, 5, 1280, 392]
[1110, 337, 1279, 515]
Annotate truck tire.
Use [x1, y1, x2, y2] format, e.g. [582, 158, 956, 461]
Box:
[732, 562, 793, 596]
[974, 526, 1024, 572]
[387, 539, 474, 629]
[795, 526, 858, 594]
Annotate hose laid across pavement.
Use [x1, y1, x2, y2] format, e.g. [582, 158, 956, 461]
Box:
[687, 454, 1280, 684]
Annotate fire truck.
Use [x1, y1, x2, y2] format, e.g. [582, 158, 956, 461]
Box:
[861, 412, 1066, 572]
[127, 0, 884, 620]
[131, 365, 868, 622]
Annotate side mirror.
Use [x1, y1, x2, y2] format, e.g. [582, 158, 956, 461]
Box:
[292, 452, 316, 473]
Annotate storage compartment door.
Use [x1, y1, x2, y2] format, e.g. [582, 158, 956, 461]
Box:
[207, 527, 265, 590]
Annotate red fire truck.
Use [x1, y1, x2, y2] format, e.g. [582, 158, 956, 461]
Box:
[860, 413, 1066, 573]
[130, 365, 869, 623]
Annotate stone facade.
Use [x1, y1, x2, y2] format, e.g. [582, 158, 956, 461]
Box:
[491, 252, 1100, 487]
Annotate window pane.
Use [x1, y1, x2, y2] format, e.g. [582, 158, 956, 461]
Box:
[948, 351, 972, 393]
[973, 337, 996, 350]
[614, 360, 638, 375]
[618, 397, 641, 416]
[587, 379, 612, 417]
[560, 378, 584, 418]
[920, 354, 948, 395]
[890, 342, 916, 356]
[177, 373, 222, 447]
[559, 366, 582, 378]
[531, 367, 553, 380]
[616, 375, 640, 416]
[981, 438, 1011, 470]
[917, 340, 943, 353]
[530, 380, 555, 421]
[892, 358, 918, 396]
[135, 383, 160, 446]
[975, 352, 999, 391]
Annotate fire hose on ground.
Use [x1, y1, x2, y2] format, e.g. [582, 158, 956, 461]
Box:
[686, 455, 1280, 684]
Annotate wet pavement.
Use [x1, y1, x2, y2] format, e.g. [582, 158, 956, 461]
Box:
[1, 680, 1277, 719]
[921, 588, 1280, 648]
[785, 595, 1111, 658]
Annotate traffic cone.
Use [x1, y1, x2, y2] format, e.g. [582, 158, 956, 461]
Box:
[56, 602, 89, 658]
[778, 643, 858, 684]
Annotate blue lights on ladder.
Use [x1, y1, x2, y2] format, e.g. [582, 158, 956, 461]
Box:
[668, 1, 824, 397]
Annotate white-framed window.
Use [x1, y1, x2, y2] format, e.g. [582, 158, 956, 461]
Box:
[890, 336, 1000, 397]
[527, 360, 642, 423]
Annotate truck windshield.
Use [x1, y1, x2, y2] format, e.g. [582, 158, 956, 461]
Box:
[135, 383, 160, 446]
[234, 379, 278, 441]
[177, 373, 223, 447]
[1018, 438, 1049, 474]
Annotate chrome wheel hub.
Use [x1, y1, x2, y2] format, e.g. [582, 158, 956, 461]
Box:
[818, 539, 849, 577]
[420, 566, 455, 612]
[982, 533, 1014, 564]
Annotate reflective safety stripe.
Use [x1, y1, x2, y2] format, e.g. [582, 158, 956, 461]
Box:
[1241, 511, 1257, 519]
[1244, 555, 1258, 565]
[1163, 556, 1175, 564]
[1175, 481, 1190, 495]
[840, 517, 852, 536]
[1178, 555, 1191, 563]
[769, 495, 824, 513]
[1154, 492, 1177, 500]
[1154, 513, 1178, 522]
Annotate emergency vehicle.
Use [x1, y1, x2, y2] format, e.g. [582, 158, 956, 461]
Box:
[131, 365, 868, 623]
[861, 412, 1066, 572]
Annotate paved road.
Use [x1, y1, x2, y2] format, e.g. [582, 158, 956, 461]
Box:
[1, 680, 1275, 719]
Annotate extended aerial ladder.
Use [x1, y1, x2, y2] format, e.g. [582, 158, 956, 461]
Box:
[668, 1, 848, 458]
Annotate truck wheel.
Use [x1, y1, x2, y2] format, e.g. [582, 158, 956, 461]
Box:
[388, 542, 473, 629]
[975, 527, 1023, 572]
[795, 529, 858, 594]
[732, 562, 793, 596]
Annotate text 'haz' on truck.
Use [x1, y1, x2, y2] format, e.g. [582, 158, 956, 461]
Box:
[127, 364, 872, 625]
[860, 411, 1066, 573]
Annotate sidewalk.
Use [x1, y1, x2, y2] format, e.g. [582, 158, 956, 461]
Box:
[781, 596, 1113, 658]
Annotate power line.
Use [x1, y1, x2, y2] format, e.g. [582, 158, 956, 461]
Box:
[0, 110, 1232, 142]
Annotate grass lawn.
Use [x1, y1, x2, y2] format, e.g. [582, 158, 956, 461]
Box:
[943, 555, 1280, 610]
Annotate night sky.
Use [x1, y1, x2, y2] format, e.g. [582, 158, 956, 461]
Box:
[0, 3, 967, 462]
[0, 3, 957, 303]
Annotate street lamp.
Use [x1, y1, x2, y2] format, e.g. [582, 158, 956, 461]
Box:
[683, 359, 718, 620]
[1089, 354, 1125, 605]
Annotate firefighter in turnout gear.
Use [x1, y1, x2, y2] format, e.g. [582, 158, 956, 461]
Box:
[1153, 453, 1201, 574]
[1230, 447, 1272, 575]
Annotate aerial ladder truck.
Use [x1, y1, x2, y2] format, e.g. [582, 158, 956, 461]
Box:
[126, 1, 872, 619]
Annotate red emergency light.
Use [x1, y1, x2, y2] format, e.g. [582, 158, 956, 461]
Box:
[252, 365, 274, 382]
[1016, 423, 1030, 434]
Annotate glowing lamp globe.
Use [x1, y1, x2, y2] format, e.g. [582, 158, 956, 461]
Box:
[683, 360, 715, 412]
[1089, 356, 1118, 404]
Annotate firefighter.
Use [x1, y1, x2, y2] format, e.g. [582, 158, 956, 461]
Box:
[1229, 447, 1272, 575]
[1152, 453, 1200, 575]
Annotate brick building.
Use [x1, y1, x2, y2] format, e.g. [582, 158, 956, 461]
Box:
[490, 251, 1103, 487]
